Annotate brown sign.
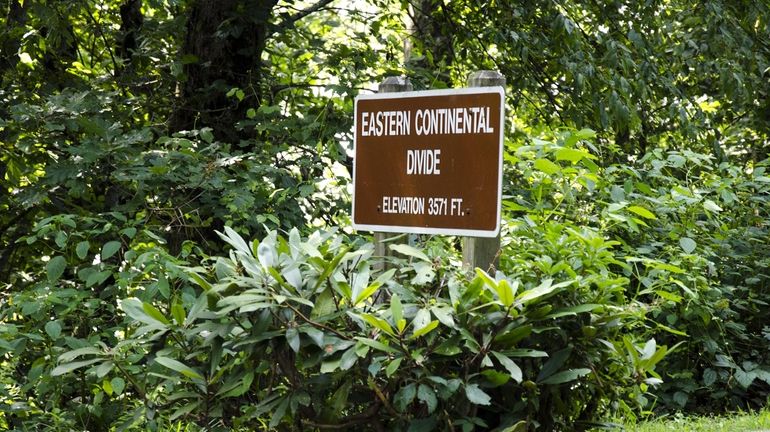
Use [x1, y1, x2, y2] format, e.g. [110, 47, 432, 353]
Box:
[352, 87, 504, 237]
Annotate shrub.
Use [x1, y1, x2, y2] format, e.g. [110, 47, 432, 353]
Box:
[47, 227, 667, 431]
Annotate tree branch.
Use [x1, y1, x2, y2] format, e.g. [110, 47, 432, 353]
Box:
[271, 0, 335, 34]
[301, 401, 381, 429]
[284, 302, 352, 341]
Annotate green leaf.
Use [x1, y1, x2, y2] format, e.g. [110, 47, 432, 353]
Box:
[627, 205, 656, 220]
[647, 261, 686, 274]
[573, 128, 596, 139]
[397, 318, 407, 333]
[354, 336, 398, 354]
[411, 308, 431, 331]
[200, 127, 214, 143]
[320, 359, 340, 373]
[410, 320, 439, 339]
[539, 368, 592, 385]
[55, 231, 67, 248]
[111, 377, 126, 395]
[76, 241, 90, 260]
[430, 305, 455, 328]
[555, 147, 589, 162]
[86, 270, 111, 288]
[655, 290, 683, 303]
[482, 369, 510, 386]
[188, 272, 212, 291]
[545, 304, 602, 319]
[312, 245, 350, 291]
[417, 384, 438, 413]
[655, 322, 688, 336]
[95, 360, 113, 378]
[170, 401, 201, 421]
[171, 302, 186, 326]
[735, 368, 756, 389]
[46, 256, 67, 283]
[703, 199, 722, 212]
[679, 237, 696, 253]
[389, 244, 430, 262]
[311, 288, 336, 318]
[390, 294, 403, 327]
[156, 277, 170, 299]
[120, 227, 137, 239]
[496, 279, 516, 307]
[491, 351, 523, 382]
[154, 357, 203, 380]
[44, 321, 62, 339]
[340, 344, 356, 370]
[385, 357, 403, 377]
[286, 327, 300, 352]
[142, 302, 170, 325]
[394, 383, 417, 412]
[51, 358, 102, 376]
[534, 158, 561, 175]
[120, 298, 166, 326]
[359, 313, 395, 337]
[464, 383, 491, 405]
[101, 241, 122, 260]
[103, 378, 113, 396]
[354, 282, 381, 305]
[516, 279, 571, 304]
[222, 226, 252, 258]
[537, 347, 571, 382]
[59, 347, 102, 362]
[474, 268, 497, 290]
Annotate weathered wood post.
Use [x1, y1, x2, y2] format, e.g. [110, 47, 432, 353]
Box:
[462, 70, 506, 272]
[374, 76, 413, 270]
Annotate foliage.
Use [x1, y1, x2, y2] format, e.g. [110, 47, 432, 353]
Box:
[608, 151, 770, 412]
[502, 128, 770, 414]
[44, 227, 665, 431]
[413, 0, 770, 162]
[2, 0, 770, 429]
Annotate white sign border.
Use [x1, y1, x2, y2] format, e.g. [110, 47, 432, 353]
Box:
[351, 86, 505, 238]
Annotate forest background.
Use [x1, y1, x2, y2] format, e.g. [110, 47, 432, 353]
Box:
[1, 0, 769, 430]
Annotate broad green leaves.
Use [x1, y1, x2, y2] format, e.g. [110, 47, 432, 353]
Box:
[45, 256, 67, 282]
[51, 358, 102, 377]
[38, 223, 688, 429]
[679, 237, 696, 254]
[627, 206, 657, 220]
[120, 298, 170, 326]
[155, 357, 203, 380]
[492, 351, 523, 383]
[464, 384, 491, 405]
[101, 241, 122, 260]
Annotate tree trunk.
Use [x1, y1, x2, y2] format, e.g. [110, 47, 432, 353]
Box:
[118, 0, 143, 65]
[407, 0, 455, 87]
[0, 0, 28, 86]
[169, 0, 277, 142]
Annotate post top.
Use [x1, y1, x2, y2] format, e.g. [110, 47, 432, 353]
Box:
[467, 70, 506, 87]
[379, 76, 413, 93]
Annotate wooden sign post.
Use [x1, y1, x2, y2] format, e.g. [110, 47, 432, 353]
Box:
[373, 76, 413, 266]
[462, 70, 506, 272]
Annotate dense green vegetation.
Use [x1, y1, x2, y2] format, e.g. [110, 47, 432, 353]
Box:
[1, 0, 769, 430]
